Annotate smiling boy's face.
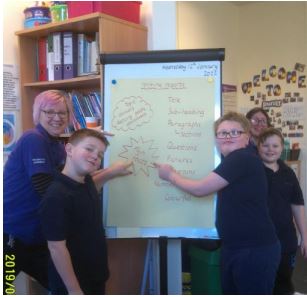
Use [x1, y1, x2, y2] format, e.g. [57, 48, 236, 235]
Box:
[66, 136, 107, 175]
[258, 135, 283, 165]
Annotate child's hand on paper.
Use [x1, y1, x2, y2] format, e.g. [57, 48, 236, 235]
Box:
[91, 126, 115, 136]
[110, 160, 133, 176]
[154, 163, 175, 181]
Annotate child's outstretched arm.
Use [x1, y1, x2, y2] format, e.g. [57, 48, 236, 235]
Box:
[292, 205, 307, 258]
[92, 160, 133, 191]
[48, 240, 84, 294]
[154, 163, 228, 197]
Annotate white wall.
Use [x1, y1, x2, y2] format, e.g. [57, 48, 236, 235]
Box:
[3, 0, 31, 64]
[177, 1, 239, 85]
[237, 2, 306, 78]
[141, 1, 177, 50]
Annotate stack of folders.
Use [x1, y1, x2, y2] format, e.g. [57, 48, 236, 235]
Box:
[37, 32, 100, 81]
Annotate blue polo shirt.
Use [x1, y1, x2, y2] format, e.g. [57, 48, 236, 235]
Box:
[4, 124, 66, 244]
[214, 148, 278, 248]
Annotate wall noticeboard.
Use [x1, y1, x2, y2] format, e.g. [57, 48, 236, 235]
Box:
[101, 49, 225, 239]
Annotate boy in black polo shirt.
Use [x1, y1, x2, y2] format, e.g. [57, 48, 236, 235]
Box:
[40, 129, 132, 294]
[155, 112, 281, 294]
[258, 128, 307, 294]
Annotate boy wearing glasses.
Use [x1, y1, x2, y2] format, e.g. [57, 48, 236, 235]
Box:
[40, 129, 132, 294]
[155, 112, 280, 294]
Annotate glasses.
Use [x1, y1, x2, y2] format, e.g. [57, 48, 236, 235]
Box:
[41, 110, 68, 119]
[250, 118, 267, 126]
[216, 130, 246, 139]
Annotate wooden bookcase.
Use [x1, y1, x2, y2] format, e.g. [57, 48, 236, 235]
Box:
[15, 12, 148, 294]
[15, 12, 147, 132]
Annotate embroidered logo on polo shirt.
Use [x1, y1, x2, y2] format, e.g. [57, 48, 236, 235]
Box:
[32, 158, 46, 164]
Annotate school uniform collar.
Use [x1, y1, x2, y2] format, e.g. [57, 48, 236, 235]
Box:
[226, 147, 248, 157]
[277, 159, 289, 172]
[264, 159, 288, 174]
[246, 140, 259, 155]
[54, 171, 92, 189]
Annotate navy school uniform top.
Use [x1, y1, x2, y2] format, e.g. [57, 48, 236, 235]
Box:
[40, 172, 109, 283]
[3, 124, 65, 244]
[213, 148, 278, 248]
[245, 140, 259, 155]
[264, 159, 304, 253]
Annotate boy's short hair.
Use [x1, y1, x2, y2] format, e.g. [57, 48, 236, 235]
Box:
[214, 112, 251, 134]
[257, 127, 284, 146]
[33, 90, 74, 125]
[68, 128, 110, 147]
[246, 107, 272, 127]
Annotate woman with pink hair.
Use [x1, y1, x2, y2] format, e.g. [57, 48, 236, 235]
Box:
[3, 90, 131, 293]
[3, 90, 73, 291]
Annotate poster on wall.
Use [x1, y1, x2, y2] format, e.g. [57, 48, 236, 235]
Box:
[222, 84, 237, 115]
[3, 64, 20, 110]
[3, 112, 17, 154]
[240, 62, 306, 149]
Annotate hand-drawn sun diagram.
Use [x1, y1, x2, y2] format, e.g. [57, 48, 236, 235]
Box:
[118, 137, 159, 177]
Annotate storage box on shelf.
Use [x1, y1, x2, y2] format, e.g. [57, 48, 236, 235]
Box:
[15, 12, 147, 132]
[67, 1, 142, 24]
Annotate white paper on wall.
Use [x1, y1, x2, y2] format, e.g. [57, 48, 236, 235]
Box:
[3, 64, 20, 110]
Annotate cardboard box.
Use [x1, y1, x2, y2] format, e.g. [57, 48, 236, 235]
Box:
[67, 1, 141, 24]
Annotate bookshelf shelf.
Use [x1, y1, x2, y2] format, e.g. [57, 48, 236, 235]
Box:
[23, 74, 101, 89]
[15, 12, 145, 38]
[16, 12, 147, 132]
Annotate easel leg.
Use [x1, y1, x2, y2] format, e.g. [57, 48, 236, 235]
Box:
[140, 240, 151, 294]
[167, 239, 182, 294]
[140, 239, 160, 295]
